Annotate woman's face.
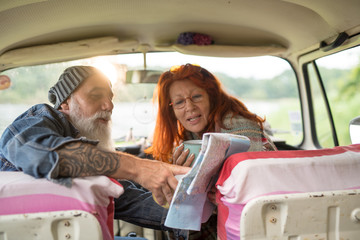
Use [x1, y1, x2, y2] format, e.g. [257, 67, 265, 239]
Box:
[169, 79, 210, 136]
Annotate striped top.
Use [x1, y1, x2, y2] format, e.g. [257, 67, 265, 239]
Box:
[186, 113, 277, 152]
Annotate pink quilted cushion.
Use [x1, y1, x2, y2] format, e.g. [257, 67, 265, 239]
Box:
[0, 172, 124, 240]
[216, 144, 360, 240]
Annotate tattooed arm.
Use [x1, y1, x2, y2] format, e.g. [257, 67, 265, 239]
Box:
[56, 141, 119, 177]
[56, 141, 190, 205]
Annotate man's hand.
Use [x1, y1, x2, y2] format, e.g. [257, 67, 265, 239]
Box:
[133, 159, 190, 206]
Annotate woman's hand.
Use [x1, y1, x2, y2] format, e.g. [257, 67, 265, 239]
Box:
[172, 142, 195, 167]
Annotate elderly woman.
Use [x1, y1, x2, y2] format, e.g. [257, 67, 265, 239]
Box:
[146, 64, 277, 240]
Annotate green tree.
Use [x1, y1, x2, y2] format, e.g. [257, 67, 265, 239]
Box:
[338, 65, 360, 99]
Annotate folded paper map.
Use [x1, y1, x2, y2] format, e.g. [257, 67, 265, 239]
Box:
[165, 133, 250, 230]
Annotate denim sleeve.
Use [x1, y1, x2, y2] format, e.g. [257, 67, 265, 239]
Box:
[0, 104, 97, 186]
[114, 180, 168, 230]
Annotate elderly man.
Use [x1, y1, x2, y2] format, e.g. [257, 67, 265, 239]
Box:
[0, 66, 189, 238]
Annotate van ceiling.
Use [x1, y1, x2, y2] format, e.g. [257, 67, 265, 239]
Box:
[1, 0, 360, 70]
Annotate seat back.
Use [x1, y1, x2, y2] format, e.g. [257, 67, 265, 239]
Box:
[0, 210, 102, 240]
[216, 144, 360, 240]
[241, 189, 360, 240]
[0, 172, 125, 240]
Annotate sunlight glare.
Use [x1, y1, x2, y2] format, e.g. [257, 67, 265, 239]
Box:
[92, 60, 118, 85]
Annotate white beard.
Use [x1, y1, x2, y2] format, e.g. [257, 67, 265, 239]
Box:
[68, 99, 115, 152]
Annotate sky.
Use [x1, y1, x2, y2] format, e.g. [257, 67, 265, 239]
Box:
[116, 52, 289, 79]
[91, 52, 291, 82]
[316, 46, 360, 69]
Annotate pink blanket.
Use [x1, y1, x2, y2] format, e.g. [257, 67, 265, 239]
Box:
[215, 144, 360, 240]
[0, 172, 124, 240]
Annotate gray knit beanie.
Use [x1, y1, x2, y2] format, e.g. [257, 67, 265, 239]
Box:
[48, 66, 97, 109]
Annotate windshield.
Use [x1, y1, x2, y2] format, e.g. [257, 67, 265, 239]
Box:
[0, 52, 300, 147]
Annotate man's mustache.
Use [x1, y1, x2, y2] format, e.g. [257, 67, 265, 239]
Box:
[93, 111, 112, 121]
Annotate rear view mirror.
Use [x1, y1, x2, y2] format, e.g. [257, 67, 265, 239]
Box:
[349, 116, 360, 144]
[125, 70, 162, 84]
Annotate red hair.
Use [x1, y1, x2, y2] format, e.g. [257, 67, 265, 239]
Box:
[146, 64, 264, 162]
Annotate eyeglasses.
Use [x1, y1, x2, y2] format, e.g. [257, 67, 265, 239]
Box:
[169, 94, 204, 109]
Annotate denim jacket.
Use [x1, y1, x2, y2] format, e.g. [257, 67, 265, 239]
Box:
[0, 103, 97, 186]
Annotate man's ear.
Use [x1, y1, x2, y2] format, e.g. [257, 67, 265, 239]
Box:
[59, 98, 70, 114]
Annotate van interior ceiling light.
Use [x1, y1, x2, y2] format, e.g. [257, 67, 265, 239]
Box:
[0, 75, 11, 90]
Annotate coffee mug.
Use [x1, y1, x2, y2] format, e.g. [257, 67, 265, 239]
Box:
[183, 140, 202, 166]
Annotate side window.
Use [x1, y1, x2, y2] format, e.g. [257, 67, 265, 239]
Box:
[307, 46, 360, 147]
[0, 65, 64, 133]
[307, 63, 334, 148]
